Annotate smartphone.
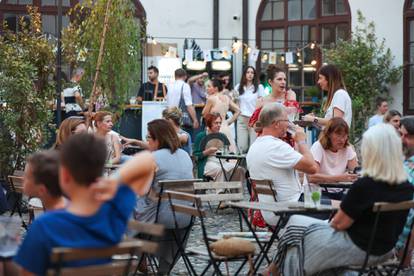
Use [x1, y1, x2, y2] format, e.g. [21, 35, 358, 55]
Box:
[353, 166, 362, 175]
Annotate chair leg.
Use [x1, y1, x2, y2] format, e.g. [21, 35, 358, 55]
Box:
[200, 261, 212, 276]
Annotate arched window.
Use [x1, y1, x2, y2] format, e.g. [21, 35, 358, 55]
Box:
[256, 0, 351, 101]
[404, 0, 414, 114]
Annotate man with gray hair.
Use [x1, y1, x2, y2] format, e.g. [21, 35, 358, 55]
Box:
[246, 102, 318, 224]
[396, 116, 414, 265]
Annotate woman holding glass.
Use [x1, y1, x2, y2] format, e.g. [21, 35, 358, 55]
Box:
[303, 64, 352, 127]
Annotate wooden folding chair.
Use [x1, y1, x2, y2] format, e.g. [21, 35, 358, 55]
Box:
[7, 173, 27, 228]
[166, 190, 253, 276]
[148, 179, 202, 274]
[127, 220, 165, 274]
[344, 200, 414, 276]
[46, 239, 159, 276]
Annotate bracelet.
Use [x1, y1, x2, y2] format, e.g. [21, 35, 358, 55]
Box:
[297, 140, 307, 145]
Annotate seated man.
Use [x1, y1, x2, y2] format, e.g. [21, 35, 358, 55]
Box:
[23, 150, 66, 211]
[14, 133, 155, 275]
[246, 102, 318, 225]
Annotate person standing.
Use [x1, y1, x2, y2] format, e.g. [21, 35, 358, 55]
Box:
[62, 68, 84, 118]
[188, 72, 208, 105]
[167, 68, 199, 135]
[368, 97, 388, 128]
[137, 66, 167, 102]
[303, 64, 352, 127]
[234, 66, 265, 153]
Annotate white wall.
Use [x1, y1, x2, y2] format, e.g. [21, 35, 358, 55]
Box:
[348, 0, 405, 112]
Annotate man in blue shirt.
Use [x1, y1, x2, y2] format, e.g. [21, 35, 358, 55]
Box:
[14, 133, 155, 276]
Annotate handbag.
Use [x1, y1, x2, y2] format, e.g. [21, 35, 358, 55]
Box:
[178, 84, 193, 128]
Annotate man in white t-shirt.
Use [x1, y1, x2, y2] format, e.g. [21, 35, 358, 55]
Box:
[167, 68, 199, 130]
[368, 97, 388, 128]
[246, 102, 318, 225]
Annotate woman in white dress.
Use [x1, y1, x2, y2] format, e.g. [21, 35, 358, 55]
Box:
[94, 111, 122, 164]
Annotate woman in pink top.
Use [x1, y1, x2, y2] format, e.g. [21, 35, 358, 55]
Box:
[308, 117, 358, 200]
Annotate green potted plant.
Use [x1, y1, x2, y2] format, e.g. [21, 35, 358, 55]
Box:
[305, 86, 321, 103]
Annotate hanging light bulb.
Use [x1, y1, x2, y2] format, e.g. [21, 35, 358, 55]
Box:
[310, 42, 316, 50]
[232, 39, 242, 54]
[296, 51, 301, 57]
[247, 47, 251, 54]
[298, 58, 302, 63]
[311, 60, 317, 66]
[261, 53, 268, 63]
[281, 55, 285, 62]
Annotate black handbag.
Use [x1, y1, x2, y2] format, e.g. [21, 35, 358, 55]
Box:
[179, 84, 193, 128]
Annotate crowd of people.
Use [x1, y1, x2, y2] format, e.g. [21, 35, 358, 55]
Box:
[3, 61, 414, 276]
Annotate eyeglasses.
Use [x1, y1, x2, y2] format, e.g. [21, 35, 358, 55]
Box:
[146, 135, 153, 140]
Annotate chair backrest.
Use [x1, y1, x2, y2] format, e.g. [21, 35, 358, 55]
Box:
[165, 190, 205, 218]
[8, 175, 24, 193]
[47, 239, 154, 276]
[193, 181, 244, 202]
[372, 200, 414, 212]
[250, 179, 277, 201]
[127, 220, 165, 238]
[157, 179, 202, 198]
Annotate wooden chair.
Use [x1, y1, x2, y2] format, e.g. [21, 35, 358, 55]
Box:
[127, 220, 165, 274]
[166, 190, 253, 276]
[46, 239, 159, 276]
[193, 181, 244, 203]
[7, 173, 27, 228]
[148, 179, 202, 274]
[344, 200, 414, 276]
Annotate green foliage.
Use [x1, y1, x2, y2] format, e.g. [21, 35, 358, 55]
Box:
[325, 11, 402, 141]
[62, 0, 143, 113]
[0, 6, 55, 178]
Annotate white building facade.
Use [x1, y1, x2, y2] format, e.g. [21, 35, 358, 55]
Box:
[141, 0, 413, 113]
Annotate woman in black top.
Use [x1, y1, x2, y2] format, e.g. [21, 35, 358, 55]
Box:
[263, 123, 413, 276]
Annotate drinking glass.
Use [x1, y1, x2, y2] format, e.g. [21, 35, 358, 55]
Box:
[304, 184, 321, 208]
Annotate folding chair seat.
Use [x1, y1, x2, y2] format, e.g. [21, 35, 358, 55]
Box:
[166, 190, 254, 276]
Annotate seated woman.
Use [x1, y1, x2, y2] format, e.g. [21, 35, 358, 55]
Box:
[53, 117, 87, 149]
[193, 112, 244, 181]
[308, 117, 358, 200]
[264, 123, 413, 276]
[94, 111, 121, 164]
[134, 119, 193, 274]
[383, 109, 402, 133]
[162, 106, 192, 155]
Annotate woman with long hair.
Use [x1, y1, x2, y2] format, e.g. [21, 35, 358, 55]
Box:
[135, 119, 193, 274]
[263, 123, 412, 276]
[308, 117, 358, 199]
[249, 65, 300, 146]
[53, 117, 87, 149]
[94, 111, 121, 164]
[383, 109, 402, 132]
[303, 64, 352, 127]
[202, 78, 240, 152]
[234, 66, 265, 153]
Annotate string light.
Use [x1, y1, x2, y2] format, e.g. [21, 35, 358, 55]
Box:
[310, 42, 316, 49]
[311, 60, 317, 66]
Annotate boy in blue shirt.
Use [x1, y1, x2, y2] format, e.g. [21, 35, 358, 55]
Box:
[14, 133, 155, 276]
